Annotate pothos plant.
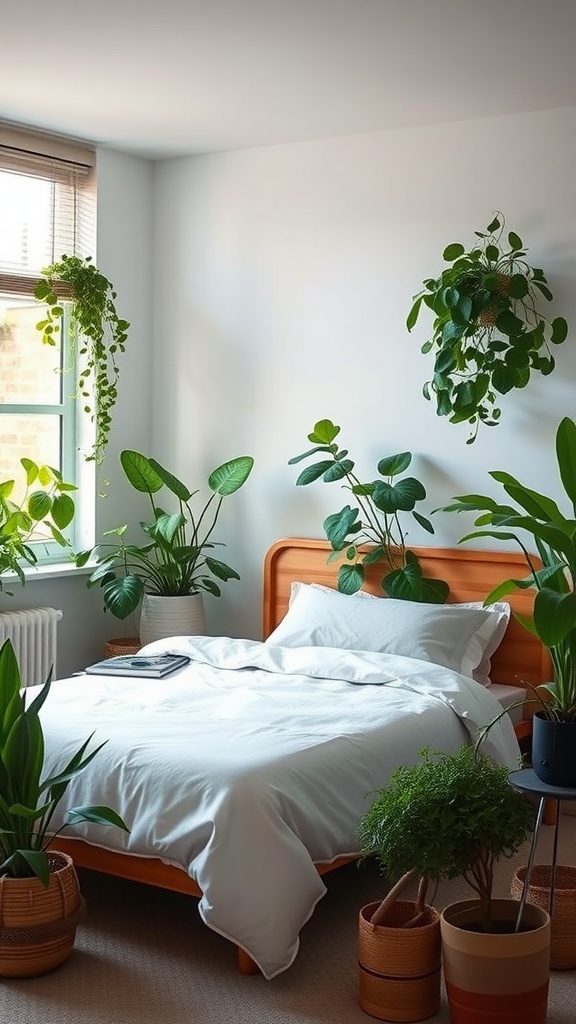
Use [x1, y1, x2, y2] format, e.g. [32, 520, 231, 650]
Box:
[34, 255, 130, 468]
[288, 419, 449, 603]
[406, 213, 568, 443]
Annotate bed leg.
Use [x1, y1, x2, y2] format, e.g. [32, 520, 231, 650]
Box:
[237, 947, 260, 975]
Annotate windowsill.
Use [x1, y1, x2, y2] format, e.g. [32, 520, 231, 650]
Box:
[1, 561, 95, 585]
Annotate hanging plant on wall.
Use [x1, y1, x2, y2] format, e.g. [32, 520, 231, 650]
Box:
[34, 255, 130, 467]
[406, 213, 568, 443]
[288, 418, 449, 603]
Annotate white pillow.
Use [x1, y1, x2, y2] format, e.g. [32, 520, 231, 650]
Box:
[265, 582, 510, 685]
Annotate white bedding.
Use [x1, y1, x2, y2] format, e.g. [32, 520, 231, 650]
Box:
[36, 636, 521, 979]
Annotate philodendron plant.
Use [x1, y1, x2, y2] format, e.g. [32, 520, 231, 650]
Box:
[407, 213, 568, 443]
[288, 419, 449, 603]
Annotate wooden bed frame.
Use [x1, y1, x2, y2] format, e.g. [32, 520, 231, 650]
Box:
[56, 537, 551, 972]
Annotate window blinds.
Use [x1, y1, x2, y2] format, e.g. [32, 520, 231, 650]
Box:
[0, 123, 96, 297]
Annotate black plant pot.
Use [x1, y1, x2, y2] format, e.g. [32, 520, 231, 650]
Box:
[532, 712, 576, 787]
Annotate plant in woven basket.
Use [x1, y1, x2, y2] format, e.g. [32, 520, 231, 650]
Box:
[407, 213, 568, 443]
[0, 638, 129, 886]
[34, 255, 130, 468]
[358, 745, 534, 931]
[288, 418, 449, 603]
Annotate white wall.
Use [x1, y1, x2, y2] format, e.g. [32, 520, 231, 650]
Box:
[152, 105, 576, 640]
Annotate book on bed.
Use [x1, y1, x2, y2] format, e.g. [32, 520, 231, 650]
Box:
[85, 653, 191, 678]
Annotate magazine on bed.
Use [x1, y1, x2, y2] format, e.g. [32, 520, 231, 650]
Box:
[85, 653, 191, 678]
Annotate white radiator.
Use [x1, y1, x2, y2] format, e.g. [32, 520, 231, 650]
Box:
[0, 607, 63, 688]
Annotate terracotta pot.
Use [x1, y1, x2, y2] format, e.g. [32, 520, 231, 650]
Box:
[0, 851, 85, 978]
[139, 593, 206, 646]
[440, 898, 550, 1024]
[358, 900, 441, 1022]
[511, 863, 576, 969]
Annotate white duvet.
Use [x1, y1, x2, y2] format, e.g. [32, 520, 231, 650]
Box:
[36, 636, 521, 979]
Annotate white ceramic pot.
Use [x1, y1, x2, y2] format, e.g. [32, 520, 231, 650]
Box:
[139, 594, 206, 646]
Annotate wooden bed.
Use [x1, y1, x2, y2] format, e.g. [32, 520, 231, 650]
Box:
[56, 537, 551, 972]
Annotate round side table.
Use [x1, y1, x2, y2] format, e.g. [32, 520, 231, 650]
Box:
[509, 767, 576, 929]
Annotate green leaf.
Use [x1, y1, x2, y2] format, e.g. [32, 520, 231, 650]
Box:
[372, 478, 426, 513]
[101, 574, 144, 619]
[204, 556, 240, 582]
[51, 493, 75, 529]
[323, 506, 361, 549]
[507, 274, 529, 298]
[551, 317, 568, 345]
[491, 363, 517, 395]
[308, 419, 340, 445]
[207, 456, 254, 496]
[295, 461, 337, 486]
[556, 417, 576, 515]
[406, 296, 423, 331]
[377, 452, 411, 477]
[443, 243, 464, 261]
[534, 589, 576, 647]
[121, 451, 165, 494]
[508, 231, 523, 251]
[337, 563, 364, 594]
[66, 806, 129, 831]
[27, 490, 52, 521]
[412, 510, 435, 534]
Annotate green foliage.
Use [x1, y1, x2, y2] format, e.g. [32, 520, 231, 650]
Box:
[0, 638, 128, 884]
[407, 213, 568, 443]
[438, 416, 576, 725]
[76, 451, 255, 619]
[0, 460, 77, 593]
[358, 745, 534, 931]
[34, 255, 130, 468]
[288, 419, 449, 603]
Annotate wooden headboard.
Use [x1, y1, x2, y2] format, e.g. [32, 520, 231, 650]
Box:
[263, 538, 552, 697]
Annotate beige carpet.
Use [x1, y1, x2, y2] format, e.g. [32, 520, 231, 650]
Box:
[1, 814, 576, 1024]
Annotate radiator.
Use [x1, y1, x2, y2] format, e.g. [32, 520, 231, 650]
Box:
[0, 607, 63, 687]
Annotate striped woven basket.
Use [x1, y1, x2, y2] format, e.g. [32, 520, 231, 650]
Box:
[358, 900, 441, 1021]
[511, 863, 576, 970]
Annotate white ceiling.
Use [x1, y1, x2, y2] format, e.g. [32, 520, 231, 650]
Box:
[3, 0, 576, 160]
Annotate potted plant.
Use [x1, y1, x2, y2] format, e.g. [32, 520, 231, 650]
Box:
[0, 637, 129, 977]
[0, 458, 76, 594]
[358, 745, 548, 1024]
[288, 418, 449, 603]
[76, 449, 254, 644]
[406, 212, 568, 443]
[438, 415, 576, 785]
[34, 255, 130, 468]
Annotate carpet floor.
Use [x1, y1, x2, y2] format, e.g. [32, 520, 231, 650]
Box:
[1, 813, 575, 1024]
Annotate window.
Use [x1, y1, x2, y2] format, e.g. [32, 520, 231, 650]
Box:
[0, 124, 96, 562]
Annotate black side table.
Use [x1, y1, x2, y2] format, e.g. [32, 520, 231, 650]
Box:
[509, 767, 576, 930]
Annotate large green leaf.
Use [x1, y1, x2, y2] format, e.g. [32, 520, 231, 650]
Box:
[308, 420, 340, 445]
[148, 459, 191, 501]
[102, 574, 144, 619]
[534, 589, 576, 647]
[121, 450, 165, 494]
[27, 491, 52, 521]
[490, 471, 564, 523]
[50, 492, 75, 529]
[295, 461, 337, 486]
[323, 506, 361, 549]
[556, 417, 576, 515]
[337, 562, 365, 594]
[372, 478, 426, 513]
[208, 456, 254, 496]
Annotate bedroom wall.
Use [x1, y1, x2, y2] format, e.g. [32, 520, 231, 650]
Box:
[152, 105, 576, 641]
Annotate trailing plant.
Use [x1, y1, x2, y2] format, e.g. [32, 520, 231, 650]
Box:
[76, 450, 254, 619]
[358, 745, 534, 931]
[407, 213, 568, 443]
[438, 415, 576, 730]
[34, 255, 130, 467]
[288, 418, 448, 603]
[0, 637, 129, 885]
[0, 459, 76, 593]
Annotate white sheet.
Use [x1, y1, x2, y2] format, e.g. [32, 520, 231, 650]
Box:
[36, 636, 521, 979]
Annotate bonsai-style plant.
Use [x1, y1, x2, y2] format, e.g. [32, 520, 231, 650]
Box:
[438, 415, 576, 728]
[407, 213, 568, 443]
[0, 458, 76, 594]
[288, 418, 449, 603]
[358, 745, 534, 932]
[34, 255, 130, 467]
[76, 450, 255, 619]
[0, 636, 129, 884]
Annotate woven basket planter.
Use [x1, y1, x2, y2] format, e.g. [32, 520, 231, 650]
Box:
[0, 851, 85, 978]
[358, 900, 441, 1022]
[105, 636, 141, 658]
[511, 864, 576, 969]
